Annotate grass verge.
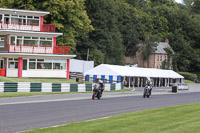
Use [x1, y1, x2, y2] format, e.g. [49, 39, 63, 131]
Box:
[0, 76, 90, 84]
[184, 79, 195, 83]
[23, 103, 200, 133]
[0, 92, 91, 98]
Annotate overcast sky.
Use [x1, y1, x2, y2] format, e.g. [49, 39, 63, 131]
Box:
[175, 0, 183, 3]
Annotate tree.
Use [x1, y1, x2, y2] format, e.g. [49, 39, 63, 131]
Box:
[77, 0, 125, 65]
[162, 47, 173, 69]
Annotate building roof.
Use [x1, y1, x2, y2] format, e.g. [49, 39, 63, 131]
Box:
[84, 64, 183, 79]
[154, 42, 174, 54]
[0, 53, 76, 60]
[0, 29, 63, 37]
[0, 8, 49, 16]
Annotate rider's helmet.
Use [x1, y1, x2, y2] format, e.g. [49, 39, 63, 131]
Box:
[146, 80, 150, 85]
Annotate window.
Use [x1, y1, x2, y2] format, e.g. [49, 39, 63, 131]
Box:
[53, 63, 61, 69]
[0, 37, 5, 47]
[27, 19, 39, 25]
[0, 14, 2, 22]
[160, 55, 162, 61]
[60, 63, 66, 69]
[0, 59, 3, 69]
[8, 58, 18, 69]
[28, 59, 66, 70]
[32, 37, 38, 40]
[17, 39, 23, 45]
[29, 62, 36, 69]
[37, 59, 52, 69]
[10, 36, 53, 46]
[53, 62, 66, 69]
[37, 62, 52, 69]
[40, 40, 52, 46]
[24, 40, 37, 45]
[157, 55, 159, 61]
[24, 36, 39, 45]
[10, 36, 15, 44]
[29, 59, 36, 69]
[165, 55, 167, 60]
[24, 36, 31, 39]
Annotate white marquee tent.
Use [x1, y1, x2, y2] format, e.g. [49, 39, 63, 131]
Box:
[84, 64, 184, 79]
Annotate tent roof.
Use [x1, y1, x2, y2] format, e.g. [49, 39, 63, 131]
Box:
[84, 64, 184, 78]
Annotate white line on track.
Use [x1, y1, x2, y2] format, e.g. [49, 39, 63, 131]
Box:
[0, 92, 172, 106]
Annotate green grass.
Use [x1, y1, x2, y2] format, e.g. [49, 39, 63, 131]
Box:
[184, 79, 195, 83]
[0, 92, 92, 98]
[23, 103, 200, 133]
[0, 76, 91, 84]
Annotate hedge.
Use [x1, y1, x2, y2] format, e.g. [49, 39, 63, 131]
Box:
[178, 72, 197, 80]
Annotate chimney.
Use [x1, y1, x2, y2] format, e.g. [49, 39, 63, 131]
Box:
[165, 38, 169, 44]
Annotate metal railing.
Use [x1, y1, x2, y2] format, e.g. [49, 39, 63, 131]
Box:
[0, 21, 56, 32]
[8, 44, 70, 55]
[53, 46, 70, 54]
[41, 24, 56, 32]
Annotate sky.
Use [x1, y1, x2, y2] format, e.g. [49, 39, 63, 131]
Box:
[175, 0, 183, 3]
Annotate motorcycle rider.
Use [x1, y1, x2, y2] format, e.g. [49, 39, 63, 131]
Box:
[145, 80, 152, 95]
[98, 80, 104, 94]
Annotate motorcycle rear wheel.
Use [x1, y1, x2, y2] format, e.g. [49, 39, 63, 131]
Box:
[92, 93, 95, 100]
[143, 93, 146, 98]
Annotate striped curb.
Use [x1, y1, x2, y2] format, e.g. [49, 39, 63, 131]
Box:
[0, 82, 124, 92]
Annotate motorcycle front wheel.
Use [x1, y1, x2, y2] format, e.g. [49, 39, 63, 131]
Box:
[143, 89, 146, 98]
[97, 92, 101, 99]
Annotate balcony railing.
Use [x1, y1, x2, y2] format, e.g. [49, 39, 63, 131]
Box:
[54, 46, 70, 54]
[0, 21, 56, 32]
[41, 24, 56, 32]
[8, 44, 70, 55]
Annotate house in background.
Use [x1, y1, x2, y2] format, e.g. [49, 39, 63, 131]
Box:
[125, 39, 174, 69]
[0, 8, 76, 78]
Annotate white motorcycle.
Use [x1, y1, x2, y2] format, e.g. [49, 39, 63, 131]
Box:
[143, 85, 152, 98]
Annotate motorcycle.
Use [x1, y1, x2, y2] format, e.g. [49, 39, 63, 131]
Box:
[143, 85, 152, 98]
[92, 84, 104, 100]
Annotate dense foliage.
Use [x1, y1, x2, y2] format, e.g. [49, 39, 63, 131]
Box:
[178, 72, 197, 80]
[0, 0, 200, 72]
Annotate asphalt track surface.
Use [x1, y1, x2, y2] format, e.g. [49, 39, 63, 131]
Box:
[0, 90, 200, 133]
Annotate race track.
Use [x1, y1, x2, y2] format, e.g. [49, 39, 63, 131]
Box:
[0, 91, 200, 133]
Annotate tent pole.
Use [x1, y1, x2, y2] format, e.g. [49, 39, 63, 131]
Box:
[167, 78, 169, 87]
[138, 77, 140, 87]
[129, 76, 131, 89]
[159, 78, 161, 87]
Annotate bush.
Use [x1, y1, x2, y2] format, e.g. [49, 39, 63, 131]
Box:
[178, 72, 197, 80]
[194, 72, 200, 79]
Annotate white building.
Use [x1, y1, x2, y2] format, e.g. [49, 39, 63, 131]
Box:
[0, 8, 76, 78]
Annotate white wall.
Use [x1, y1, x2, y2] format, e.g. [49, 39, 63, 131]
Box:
[6, 69, 18, 77]
[28, 70, 66, 78]
[70, 59, 94, 73]
[6, 69, 66, 78]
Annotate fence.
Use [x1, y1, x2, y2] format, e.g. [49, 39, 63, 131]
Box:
[0, 82, 124, 92]
[172, 83, 189, 90]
